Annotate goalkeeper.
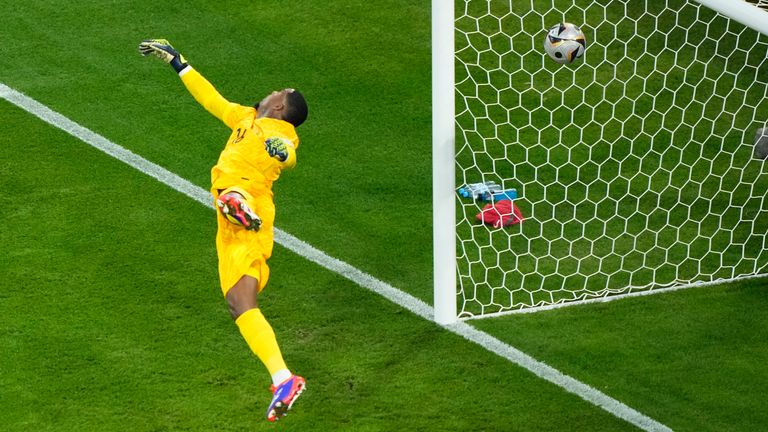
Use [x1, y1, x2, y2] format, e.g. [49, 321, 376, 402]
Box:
[139, 39, 308, 422]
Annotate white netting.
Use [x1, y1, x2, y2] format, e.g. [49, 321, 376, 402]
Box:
[746, 0, 768, 10]
[455, 0, 768, 318]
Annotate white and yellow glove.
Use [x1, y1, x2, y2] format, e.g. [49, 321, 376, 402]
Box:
[138, 39, 189, 73]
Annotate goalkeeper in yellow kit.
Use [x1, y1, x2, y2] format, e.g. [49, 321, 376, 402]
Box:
[139, 38, 307, 422]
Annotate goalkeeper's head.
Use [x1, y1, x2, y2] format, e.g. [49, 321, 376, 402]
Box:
[255, 88, 308, 128]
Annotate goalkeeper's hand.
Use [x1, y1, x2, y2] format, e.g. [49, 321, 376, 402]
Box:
[138, 39, 189, 73]
[264, 137, 291, 162]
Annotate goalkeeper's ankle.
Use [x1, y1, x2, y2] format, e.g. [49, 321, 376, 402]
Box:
[271, 369, 292, 387]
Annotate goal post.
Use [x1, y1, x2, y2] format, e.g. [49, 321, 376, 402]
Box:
[433, 0, 458, 325]
[697, 0, 768, 34]
[433, 0, 768, 322]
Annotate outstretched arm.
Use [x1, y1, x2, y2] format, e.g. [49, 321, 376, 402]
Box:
[139, 39, 240, 128]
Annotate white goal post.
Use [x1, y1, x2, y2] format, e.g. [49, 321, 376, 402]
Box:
[433, 0, 458, 325]
[433, 0, 768, 323]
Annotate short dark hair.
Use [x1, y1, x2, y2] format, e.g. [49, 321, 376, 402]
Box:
[284, 90, 308, 127]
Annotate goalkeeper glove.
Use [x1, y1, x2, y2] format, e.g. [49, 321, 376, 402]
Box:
[264, 137, 291, 162]
[138, 39, 189, 73]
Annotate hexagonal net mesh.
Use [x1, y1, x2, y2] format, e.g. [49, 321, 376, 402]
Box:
[746, 0, 768, 9]
[455, 0, 768, 318]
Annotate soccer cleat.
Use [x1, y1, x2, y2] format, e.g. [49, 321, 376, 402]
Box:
[216, 193, 262, 231]
[266, 375, 306, 422]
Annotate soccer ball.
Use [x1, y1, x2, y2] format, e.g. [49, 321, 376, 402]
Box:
[544, 23, 586, 65]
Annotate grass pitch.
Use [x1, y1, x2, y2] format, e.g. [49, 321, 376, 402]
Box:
[1, 0, 767, 431]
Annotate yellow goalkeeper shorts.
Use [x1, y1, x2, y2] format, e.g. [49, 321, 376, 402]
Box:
[213, 186, 275, 295]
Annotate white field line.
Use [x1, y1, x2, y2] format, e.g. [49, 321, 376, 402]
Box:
[0, 82, 672, 432]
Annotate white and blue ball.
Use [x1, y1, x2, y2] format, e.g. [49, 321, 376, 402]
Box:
[544, 22, 586, 65]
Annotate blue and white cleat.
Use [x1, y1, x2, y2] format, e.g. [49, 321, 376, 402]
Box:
[266, 375, 306, 422]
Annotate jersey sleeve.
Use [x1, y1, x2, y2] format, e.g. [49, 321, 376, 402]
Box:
[280, 141, 297, 170]
[179, 67, 250, 129]
[266, 123, 300, 170]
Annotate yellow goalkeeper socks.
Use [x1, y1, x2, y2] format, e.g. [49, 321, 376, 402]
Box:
[235, 308, 291, 385]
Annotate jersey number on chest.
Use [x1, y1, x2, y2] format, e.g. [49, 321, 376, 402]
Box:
[232, 127, 247, 144]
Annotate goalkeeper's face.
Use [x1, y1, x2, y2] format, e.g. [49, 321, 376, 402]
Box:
[255, 88, 308, 127]
[255, 89, 293, 117]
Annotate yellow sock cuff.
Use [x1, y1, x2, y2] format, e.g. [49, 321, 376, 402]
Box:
[235, 308, 288, 376]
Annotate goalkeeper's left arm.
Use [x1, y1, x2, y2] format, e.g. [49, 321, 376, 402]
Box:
[265, 137, 297, 169]
[139, 38, 239, 128]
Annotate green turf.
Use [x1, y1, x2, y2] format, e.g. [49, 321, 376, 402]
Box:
[472, 279, 768, 431]
[0, 100, 635, 431]
[1, 0, 768, 431]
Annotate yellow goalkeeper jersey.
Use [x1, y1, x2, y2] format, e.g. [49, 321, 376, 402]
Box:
[180, 67, 299, 195]
[179, 67, 299, 292]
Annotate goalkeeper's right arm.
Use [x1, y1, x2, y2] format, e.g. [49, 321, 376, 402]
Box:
[139, 39, 238, 127]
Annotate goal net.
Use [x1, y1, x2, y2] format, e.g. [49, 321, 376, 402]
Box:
[746, 0, 768, 10]
[443, 0, 768, 319]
